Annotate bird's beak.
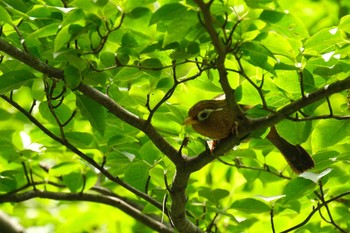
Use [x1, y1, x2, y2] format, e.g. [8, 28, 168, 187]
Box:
[183, 117, 198, 125]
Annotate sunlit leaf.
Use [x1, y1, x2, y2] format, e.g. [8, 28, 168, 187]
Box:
[245, 0, 274, 9]
[63, 172, 84, 192]
[0, 5, 13, 25]
[0, 176, 17, 193]
[311, 119, 350, 152]
[0, 70, 37, 94]
[199, 188, 230, 204]
[303, 27, 344, 55]
[231, 198, 270, 213]
[65, 132, 95, 148]
[283, 177, 316, 202]
[275, 120, 312, 145]
[124, 161, 150, 191]
[49, 162, 82, 177]
[28, 23, 60, 39]
[149, 3, 187, 25]
[338, 15, 350, 33]
[259, 10, 309, 38]
[76, 94, 105, 136]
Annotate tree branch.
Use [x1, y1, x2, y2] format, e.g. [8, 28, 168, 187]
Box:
[169, 169, 202, 233]
[0, 190, 174, 233]
[0, 95, 165, 216]
[0, 37, 184, 167]
[193, 0, 244, 119]
[78, 84, 184, 166]
[252, 77, 350, 130]
[280, 191, 350, 233]
[0, 38, 63, 79]
[185, 76, 350, 172]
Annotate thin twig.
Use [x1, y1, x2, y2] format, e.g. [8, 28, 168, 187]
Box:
[217, 157, 291, 180]
[270, 208, 276, 233]
[314, 181, 347, 233]
[0, 190, 174, 233]
[0, 95, 165, 212]
[280, 191, 350, 232]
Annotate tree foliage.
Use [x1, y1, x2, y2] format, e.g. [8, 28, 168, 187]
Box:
[0, 0, 350, 232]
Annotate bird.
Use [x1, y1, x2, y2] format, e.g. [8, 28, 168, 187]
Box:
[184, 98, 315, 174]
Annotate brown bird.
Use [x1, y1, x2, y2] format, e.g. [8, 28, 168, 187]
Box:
[184, 99, 315, 174]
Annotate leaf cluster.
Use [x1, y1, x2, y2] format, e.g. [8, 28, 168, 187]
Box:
[0, 0, 350, 233]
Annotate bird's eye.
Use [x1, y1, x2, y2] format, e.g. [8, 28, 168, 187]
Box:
[197, 109, 211, 121]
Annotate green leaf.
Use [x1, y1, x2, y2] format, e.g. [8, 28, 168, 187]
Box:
[338, 15, 350, 33]
[124, 0, 156, 12]
[76, 94, 105, 136]
[64, 65, 82, 90]
[156, 77, 173, 90]
[65, 132, 95, 148]
[141, 58, 163, 77]
[31, 78, 45, 100]
[0, 176, 17, 193]
[311, 119, 350, 152]
[313, 61, 350, 77]
[115, 67, 143, 82]
[54, 25, 71, 51]
[49, 162, 81, 177]
[2, 0, 28, 12]
[259, 31, 300, 58]
[283, 177, 316, 202]
[275, 120, 312, 145]
[274, 71, 301, 94]
[121, 32, 139, 48]
[28, 23, 60, 39]
[0, 70, 37, 94]
[124, 161, 150, 191]
[198, 188, 230, 204]
[245, 0, 274, 9]
[152, 111, 182, 136]
[303, 27, 344, 55]
[100, 51, 116, 67]
[106, 151, 135, 176]
[92, 0, 108, 7]
[0, 109, 12, 121]
[139, 141, 162, 164]
[149, 3, 187, 25]
[231, 198, 270, 213]
[163, 12, 197, 46]
[63, 172, 84, 192]
[107, 134, 139, 148]
[38, 102, 73, 126]
[240, 41, 276, 74]
[0, 5, 13, 25]
[0, 140, 19, 162]
[148, 166, 166, 188]
[116, 49, 130, 66]
[259, 10, 309, 38]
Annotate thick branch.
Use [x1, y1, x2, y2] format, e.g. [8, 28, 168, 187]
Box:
[0, 38, 183, 167]
[251, 77, 350, 130]
[0, 190, 174, 233]
[170, 169, 202, 233]
[193, 0, 244, 119]
[78, 85, 184, 166]
[0, 95, 165, 217]
[0, 38, 63, 78]
[186, 76, 350, 172]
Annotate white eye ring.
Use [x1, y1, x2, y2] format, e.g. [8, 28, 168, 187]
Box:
[197, 108, 223, 121]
